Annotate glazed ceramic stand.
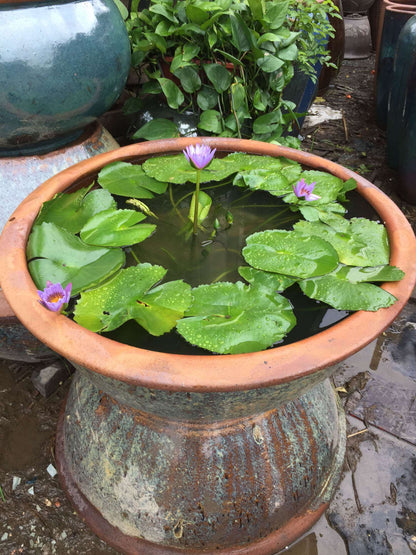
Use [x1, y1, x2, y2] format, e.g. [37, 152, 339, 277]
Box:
[56, 365, 345, 554]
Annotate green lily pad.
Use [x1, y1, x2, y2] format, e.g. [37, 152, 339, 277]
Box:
[74, 264, 192, 335]
[298, 203, 348, 231]
[98, 161, 168, 198]
[142, 153, 235, 184]
[294, 218, 390, 267]
[176, 281, 296, 354]
[34, 187, 116, 233]
[188, 190, 212, 225]
[238, 266, 296, 292]
[242, 230, 339, 278]
[299, 267, 399, 311]
[80, 209, 156, 247]
[27, 222, 125, 296]
[333, 264, 404, 283]
[233, 169, 293, 196]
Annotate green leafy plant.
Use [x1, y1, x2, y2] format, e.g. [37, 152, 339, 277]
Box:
[125, 0, 339, 143]
[28, 149, 404, 355]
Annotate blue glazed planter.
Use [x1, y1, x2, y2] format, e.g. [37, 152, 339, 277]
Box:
[386, 15, 416, 202]
[0, 0, 131, 156]
[375, 6, 416, 129]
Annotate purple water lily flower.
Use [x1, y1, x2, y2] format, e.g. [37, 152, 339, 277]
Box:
[293, 178, 321, 201]
[183, 144, 216, 170]
[37, 281, 72, 312]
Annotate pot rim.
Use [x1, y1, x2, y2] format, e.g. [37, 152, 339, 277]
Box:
[0, 137, 415, 392]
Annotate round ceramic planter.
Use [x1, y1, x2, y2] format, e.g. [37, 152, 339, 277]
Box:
[0, 138, 415, 554]
[0, 0, 131, 156]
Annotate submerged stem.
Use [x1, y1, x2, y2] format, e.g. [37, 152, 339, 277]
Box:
[193, 169, 201, 235]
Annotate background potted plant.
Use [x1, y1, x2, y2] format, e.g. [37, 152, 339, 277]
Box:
[125, 0, 340, 143]
[0, 137, 415, 554]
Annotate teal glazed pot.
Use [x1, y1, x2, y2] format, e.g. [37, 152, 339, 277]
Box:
[375, 5, 416, 129]
[0, 0, 131, 156]
[386, 15, 416, 203]
[0, 138, 415, 554]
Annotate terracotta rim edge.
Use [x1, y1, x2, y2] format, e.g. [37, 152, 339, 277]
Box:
[0, 138, 415, 392]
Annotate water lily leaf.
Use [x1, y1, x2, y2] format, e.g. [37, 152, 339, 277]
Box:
[298, 203, 348, 231]
[74, 264, 192, 335]
[299, 270, 398, 311]
[334, 264, 404, 283]
[294, 218, 390, 267]
[98, 161, 168, 198]
[189, 191, 212, 225]
[35, 187, 116, 233]
[238, 266, 296, 292]
[234, 169, 292, 196]
[176, 281, 296, 354]
[143, 153, 236, 184]
[27, 222, 125, 296]
[243, 230, 339, 278]
[80, 209, 156, 247]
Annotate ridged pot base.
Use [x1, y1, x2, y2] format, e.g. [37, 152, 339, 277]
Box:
[56, 370, 346, 554]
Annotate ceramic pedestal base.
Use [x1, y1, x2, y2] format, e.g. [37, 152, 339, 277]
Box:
[56, 369, 346, 554]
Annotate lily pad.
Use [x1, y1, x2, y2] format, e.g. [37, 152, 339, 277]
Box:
[74, 264, 192, 335]
[80, 209, 156, 247]
[34, 187, 116, 233]
[27, 222, 125, 296]
[299, 268, 399, 311]
[233, 169, 293, 197]
[242, 230, 339, 278]
[98, 161, 168, 198]
[294, 218, 390, 267]
[176, 281, 296, 354]
[142, 153, 236, 184]
[298, 203, 348, 231]
[238, 266, 296, 292]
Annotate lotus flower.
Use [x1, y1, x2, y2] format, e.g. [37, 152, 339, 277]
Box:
[183, 144, 216, 170]
[37, 281, 72, 312]
[293, 178, 321, 201]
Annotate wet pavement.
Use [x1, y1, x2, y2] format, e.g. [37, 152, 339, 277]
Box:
[1, 55, 416, 554]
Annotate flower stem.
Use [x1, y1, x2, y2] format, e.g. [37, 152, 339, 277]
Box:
[193, 169, 201, 235]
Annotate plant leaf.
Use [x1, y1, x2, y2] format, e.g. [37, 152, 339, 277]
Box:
[80, 209, 156, 247]
[74, 264, 192, 335]
[34, 187, 116, 234]
[243, 230, 339, 278]
[203, 63, 233, 93]
[294, 218, 390, 267]
[188, 190, 212, 225]
[98, 161, 168, 198]
[132, 118, 179, 140]
[299, 272, 398, 311]
[238, 266, 296, 292]
[176, 281, 296, 354]
[27, 222, 125, 296]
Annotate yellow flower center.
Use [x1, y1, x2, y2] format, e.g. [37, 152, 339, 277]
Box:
[49, 293, 63, 303]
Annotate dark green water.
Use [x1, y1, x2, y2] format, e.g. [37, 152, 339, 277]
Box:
[105, 182, 377, 355]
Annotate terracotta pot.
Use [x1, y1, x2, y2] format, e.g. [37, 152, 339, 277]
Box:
[0, 138, 415, 554]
